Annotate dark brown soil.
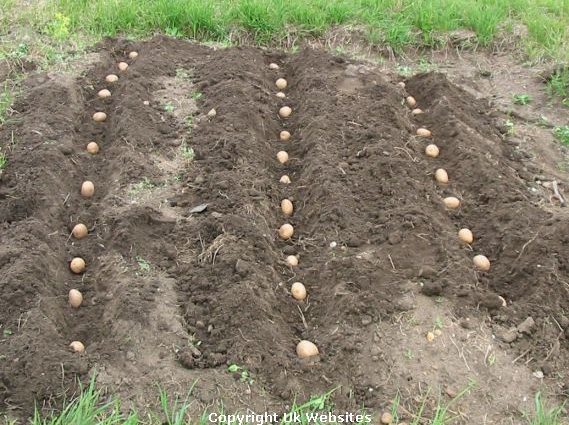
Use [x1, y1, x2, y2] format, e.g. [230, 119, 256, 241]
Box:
[1, 36, 568, 422]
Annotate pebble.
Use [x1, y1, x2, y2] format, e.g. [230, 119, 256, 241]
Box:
[499, 328, 518, 343]
[380, 412, 393, 424]
[361, 316, 372, 326]
[207, 108, 216, 118]
[517, 316, 536, 335]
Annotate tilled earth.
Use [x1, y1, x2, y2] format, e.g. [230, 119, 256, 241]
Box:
[1, 36, 568, 422]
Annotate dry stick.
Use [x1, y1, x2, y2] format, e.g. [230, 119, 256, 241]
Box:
[512, 348, 531, 364]
[297, 305, 308, 329]
[509, 231, 540, 274]
[552, 180, 566, 207]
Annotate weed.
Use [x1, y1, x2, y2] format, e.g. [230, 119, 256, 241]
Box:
[135, 256, 151, 273]
[0, 83, 15, 125]
[180, 142, 195, 161]
[227, 364, 253, 384]
[546, 69, 569, 105]
[554, 126, 569, 145]
[404, 349, 414, 360]
[505, 119, 515, 135]
[163, 101, 175, 112]
[434, 317, 444, 330]
[175, 68, 192, 81]
[524, 392, 565, 425]
[0, 149, 6, 170]
[128, 177, 156, 197]
[45, 13, 71, 40]
[486, 352, 496, 367]
[191, 91, 203, 101]
[513, 94, 532, 105]
[3, 329, 13, 337]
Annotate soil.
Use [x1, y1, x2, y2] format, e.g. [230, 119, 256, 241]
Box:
[1, 36, 569, 423]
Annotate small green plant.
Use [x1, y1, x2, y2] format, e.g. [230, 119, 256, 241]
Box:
[180, 142, 195, 161]
[3, 329, 13, 337]
[191, 91, 203, 101]
[128, 177, 156, 197]
[163, 102, 175, 112]
[227, 364, 253, 384]
[554, 126, 569, 145]
[546, 69, 569, 105]
[45, 13, 71, 40]
[175, 68, 192, 81]
[434, 317, 444, 330]
[525, 392, 565, 425]
[0, 83, 14, 125]
[513, 94, 532, 105]
[0, 149, 6, 170]
[404, 349, 414, 360]
[505, 119, 515, 135]
[486, 352, 496, 367]
[135, 256, 151, 273]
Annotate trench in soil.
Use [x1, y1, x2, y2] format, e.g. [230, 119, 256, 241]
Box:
[1, 36, 568, 421]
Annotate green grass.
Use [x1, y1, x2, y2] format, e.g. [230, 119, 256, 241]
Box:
[514, 93, 532, 105]
[18, 377, 566, 425]
[3, 0, 569, 62]
[525, 392, 565, 425]
[554, 126, 569, 145]
[0, 148, 6, 170]
[547, 69, 569, 106]
[0, 83, 15, 126]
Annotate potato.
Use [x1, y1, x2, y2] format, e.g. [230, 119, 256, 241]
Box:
[93, 112, 107, 122]
[406, 96, 417, 108]
[118, 62, 129, 71]
[425, 144, 440, 158]
[286, 255, 298, 267]
[70, 257, 86, 274]
[279, 106, 292, 118]
[281, 199, 293, 216]
[473, 254, 490, 271]
[291, 282, 307, 300]
[412, 108, 424, 115]
[72, 223, 88, 239]
[296, 340, 318, 358]
[397, 82, 405, 88]
[280, 175, 291, 184]
[69, 341, 85, 353]
[276, 92, 286, 99]
[278, 224, 294, 240]
[81, 181, 95, 198]
[443, 196, 460, 209]
[128, 51, 138, 59]
[86, 142, 100, 154]
[98, 89, 111, 99]
[280, 130, 291, 141]
[269, 63, 279, 70]
[275, 78, 287, 90]
[434, 168, 448, 184]
[458, 228, 473, 244]
[105, 74, 119, 83]
[68, 289, 83, 308]
[416, 128, 432, 137]
[277, 151, 289, 164]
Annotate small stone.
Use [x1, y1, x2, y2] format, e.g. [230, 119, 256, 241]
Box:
[499, 328, 518, 343]
[517, 317, 536, 335]
[207, 108, 216, 118]
[194, 175, 205, 184]
[126, 351, 135, 361]
[426, 331, 435, 342]
[380, 412, 393, 424]
[329, 241, 337, 248]
[445, 386, 457, 398]
[421, 281, 443, 297]
[143, 100, 150, 105]
[434, 329, 442, 337]
[361, 316, 372, 326]
[388, 231, 402, 245]
[196, 320, 205, 329]
[235, 259, 249, 277]
[533, 370, 544, 379]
